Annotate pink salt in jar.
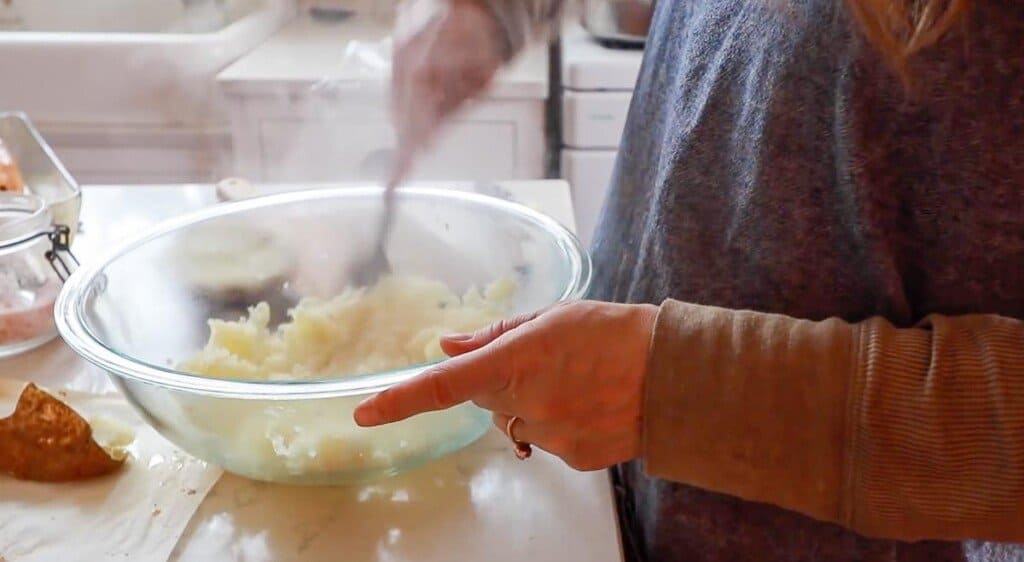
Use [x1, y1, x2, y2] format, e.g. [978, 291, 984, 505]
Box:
[0, 193, 74, 357]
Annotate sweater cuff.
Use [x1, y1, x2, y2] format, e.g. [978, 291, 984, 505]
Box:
[643, 300, 858, 524]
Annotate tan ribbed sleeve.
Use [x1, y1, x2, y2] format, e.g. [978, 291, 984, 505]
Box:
[644, 300, 1024, 542]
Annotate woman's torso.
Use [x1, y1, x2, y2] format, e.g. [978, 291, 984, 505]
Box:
[589, 0, 1024, 560]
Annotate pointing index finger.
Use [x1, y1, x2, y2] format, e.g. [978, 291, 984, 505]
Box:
[353, 339, 514, 426]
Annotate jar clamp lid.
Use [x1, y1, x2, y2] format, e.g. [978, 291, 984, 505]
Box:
[0, 193, 78, 281]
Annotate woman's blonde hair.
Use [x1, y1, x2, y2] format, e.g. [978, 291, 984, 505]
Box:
[847, 0, 970, 75]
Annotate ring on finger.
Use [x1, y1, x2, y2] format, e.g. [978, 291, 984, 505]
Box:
[505, 416, 532, 460]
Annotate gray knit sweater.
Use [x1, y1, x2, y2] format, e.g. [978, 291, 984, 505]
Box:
[479, 0, 1022, 558]
[583, 0, 1024, 561]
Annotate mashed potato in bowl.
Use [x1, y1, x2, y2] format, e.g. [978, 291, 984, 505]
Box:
[175, 274, 516, 483]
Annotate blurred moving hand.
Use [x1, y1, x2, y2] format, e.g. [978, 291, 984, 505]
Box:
[390, 1, 506, 174]
[390, 0, 562, 174]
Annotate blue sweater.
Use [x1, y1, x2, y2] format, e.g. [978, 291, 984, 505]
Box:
[587, 0, 1024, 560]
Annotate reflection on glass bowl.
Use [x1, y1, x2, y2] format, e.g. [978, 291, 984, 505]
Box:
[56, 187, 591, 485]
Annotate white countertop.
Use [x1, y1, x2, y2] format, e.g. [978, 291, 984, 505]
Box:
[0, 181, 623, 562]
[218, 13, 550, 99]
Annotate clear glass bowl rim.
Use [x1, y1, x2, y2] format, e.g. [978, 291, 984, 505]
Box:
[55, 186, 593, 400]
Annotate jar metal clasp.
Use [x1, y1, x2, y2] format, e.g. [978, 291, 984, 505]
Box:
[44, 225, 78, 282]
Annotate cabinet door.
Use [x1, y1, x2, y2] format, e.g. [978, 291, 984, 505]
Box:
[562, 90, 634, 149]
[227, 92, 546, 182]
[561, 149, 617, 248]
[257, 118, 520, 182]
[42, 127, 229, 185]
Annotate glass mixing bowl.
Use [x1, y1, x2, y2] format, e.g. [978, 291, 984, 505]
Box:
[55, 187, 591, 485]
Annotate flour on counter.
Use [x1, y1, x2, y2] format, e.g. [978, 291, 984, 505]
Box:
[0, 380, 223, 562]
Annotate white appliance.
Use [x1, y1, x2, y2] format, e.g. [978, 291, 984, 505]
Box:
[559, 23, 643, 248]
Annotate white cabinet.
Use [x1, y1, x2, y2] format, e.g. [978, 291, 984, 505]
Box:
[558, 24, 642, 247]
[39, 125, 230, 185]
[225, 93, 542, 183]
[561, 148, 617, 248]
[562, 90, 634, 150]
[218, 14, 549, 183]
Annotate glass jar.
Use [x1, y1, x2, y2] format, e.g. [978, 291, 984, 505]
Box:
[0, 192, 75, 358]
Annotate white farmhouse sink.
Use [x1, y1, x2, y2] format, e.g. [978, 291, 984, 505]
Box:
[0, 0, 295, 127]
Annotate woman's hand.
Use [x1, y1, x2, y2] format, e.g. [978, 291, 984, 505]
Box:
[354, 301, 659, 471]
[390, 0, 506, 171]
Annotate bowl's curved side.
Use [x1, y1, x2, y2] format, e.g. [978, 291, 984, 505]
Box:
[57, 186, 592, 400]
[113, 372, 493, 485]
